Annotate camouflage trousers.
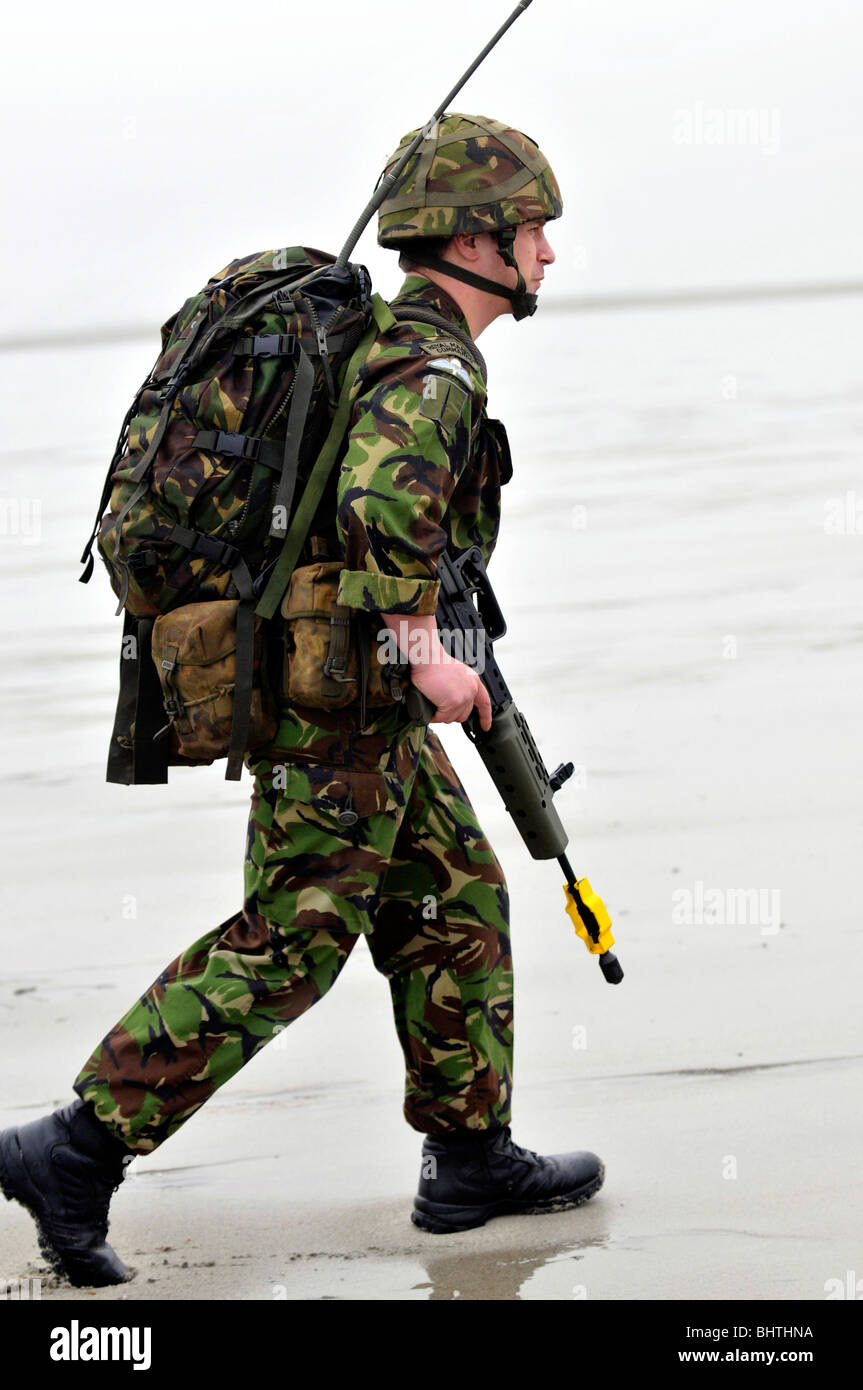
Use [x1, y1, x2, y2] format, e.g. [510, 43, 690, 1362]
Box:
[73, 709, 512, 1154]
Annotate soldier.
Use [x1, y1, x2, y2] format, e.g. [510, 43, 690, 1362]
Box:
[0, 114, 604, 1287]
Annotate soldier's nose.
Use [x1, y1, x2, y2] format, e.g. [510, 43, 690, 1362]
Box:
[539, 231, 556, 265]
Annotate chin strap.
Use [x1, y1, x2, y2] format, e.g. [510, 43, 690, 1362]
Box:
[494, 226, 537, 321]
[406, 228, 538, 321]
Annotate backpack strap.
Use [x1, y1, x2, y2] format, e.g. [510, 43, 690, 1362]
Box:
[226, 566, 256, 781]
[389, 304, 487, 384]
[268, 345, 316, 539]
[106, 614, 170, 785]
[254, 305, 386, 621]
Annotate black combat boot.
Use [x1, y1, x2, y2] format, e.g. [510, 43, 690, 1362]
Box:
[412, 1125, 604, 1233]
[0, 1099, 136, 1286]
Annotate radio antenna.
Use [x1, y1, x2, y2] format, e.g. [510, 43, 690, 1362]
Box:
[336, 1, 535, 267]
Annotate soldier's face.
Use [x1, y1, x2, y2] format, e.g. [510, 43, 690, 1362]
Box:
[449, 223, 557, 328]
[511, 219, 556, 293]
[471, 220, 556, 300]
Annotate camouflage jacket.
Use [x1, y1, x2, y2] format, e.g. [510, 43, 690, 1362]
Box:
[332, 273, 511, 617]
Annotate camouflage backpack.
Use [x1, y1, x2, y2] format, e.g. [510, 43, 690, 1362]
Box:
[79, 245, 479, 785]
[79, 247, 397, 784]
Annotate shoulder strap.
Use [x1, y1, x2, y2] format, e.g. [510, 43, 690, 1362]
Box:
[389, 305, 487, 385]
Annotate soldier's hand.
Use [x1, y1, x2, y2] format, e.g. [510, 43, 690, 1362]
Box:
[380, 612, 492, 731]
[410, 651, 492, 731]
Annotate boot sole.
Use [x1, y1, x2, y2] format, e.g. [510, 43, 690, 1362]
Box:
[0, 1127, 134, 1287]
[411, 1162, 605, 1234]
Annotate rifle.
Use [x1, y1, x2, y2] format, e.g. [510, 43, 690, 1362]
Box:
[403, 546, 623, 985]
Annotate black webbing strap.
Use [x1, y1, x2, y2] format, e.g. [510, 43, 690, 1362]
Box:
[192, 430, 283, 472]
[113, 547, 159, 617]
[226, 566, 256, 782]
[80, 467, 119, 584]
[106, 614, 170, 785]
[107, 475, 148, 561]
[268, 345, 316, 539]
[193, 429, 260, 461]
[167, 524, 241, 569]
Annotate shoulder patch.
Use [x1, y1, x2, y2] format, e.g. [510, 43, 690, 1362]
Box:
[417, 336, 482, 377]
[419, 372, 470, 439]
[424, 356, 474, 391]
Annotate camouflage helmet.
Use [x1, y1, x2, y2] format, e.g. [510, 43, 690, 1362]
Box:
[377, 112, 563, 247]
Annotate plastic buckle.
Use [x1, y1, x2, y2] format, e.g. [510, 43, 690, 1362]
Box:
[218, 541, 241, 569]
[156, 364, 188, 404]
[127, 549, 157, 575]
[200, 536, 240, 569]
[215, 431, 261, 461]
[354, 264, 372, 302]
[323, 655, 350, 680]
[252, 333, 297, 358]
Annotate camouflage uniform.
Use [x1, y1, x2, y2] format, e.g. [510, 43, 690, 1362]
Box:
[73, 275, 515, 1154]
[0, 114, 600, 1279]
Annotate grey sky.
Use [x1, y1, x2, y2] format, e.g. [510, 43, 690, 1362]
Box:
[3, 0, 861, 335]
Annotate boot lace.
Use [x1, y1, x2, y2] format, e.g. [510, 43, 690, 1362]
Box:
[493, 1126, 542, 1170]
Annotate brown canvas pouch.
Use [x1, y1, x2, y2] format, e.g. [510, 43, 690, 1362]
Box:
[151, 600, 277, 764]
[280, 560, 410, 711]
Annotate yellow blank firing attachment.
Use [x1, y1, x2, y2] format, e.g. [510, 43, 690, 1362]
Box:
[563, 878, 615, 956]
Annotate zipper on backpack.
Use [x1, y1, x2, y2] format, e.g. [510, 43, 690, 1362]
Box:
[298, 297, 347, 406]
[266, 372, 297, 434]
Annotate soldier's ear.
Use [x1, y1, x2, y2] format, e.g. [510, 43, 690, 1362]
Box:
[453, 233, 481, 262]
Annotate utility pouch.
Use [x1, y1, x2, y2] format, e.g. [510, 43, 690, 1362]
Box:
[280, 560, 410, 712]
[150, 600, 277, 764]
